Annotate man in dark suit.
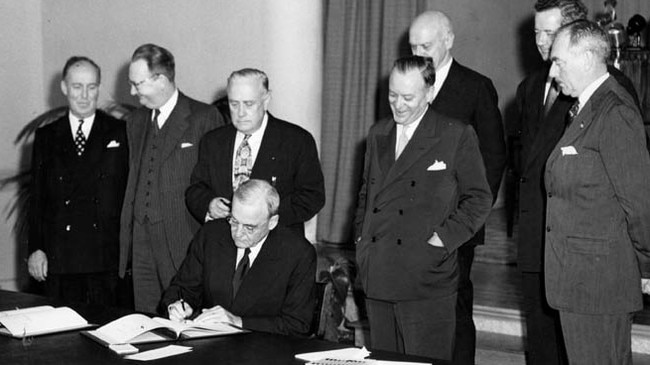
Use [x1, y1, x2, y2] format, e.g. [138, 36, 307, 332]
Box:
[119, 44, 224, 313]
[515, 2, 640, 363]
[544, 20, 650, 364]
[408, 11, 506, 364]
[354, 56, 492, 360]
[162, 179, 316, 337]
[185, 68, 325, 237]
[28, 56, 128, 305]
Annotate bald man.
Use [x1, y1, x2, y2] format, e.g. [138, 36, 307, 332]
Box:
[409, 11, 506, 364]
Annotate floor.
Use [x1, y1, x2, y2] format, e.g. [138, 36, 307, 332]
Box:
[314, 207, 650, 364]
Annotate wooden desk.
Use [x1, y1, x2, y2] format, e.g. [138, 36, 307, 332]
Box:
[0, 290, 446, 364]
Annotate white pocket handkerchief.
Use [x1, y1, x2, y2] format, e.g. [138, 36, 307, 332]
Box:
[427, 160, 447, 171]
[181, 142, 193, 148]
[106, 140, 120, 148]
[561, 146, 578, 156]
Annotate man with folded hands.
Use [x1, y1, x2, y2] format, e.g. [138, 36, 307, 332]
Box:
[162, 179, 316, 337]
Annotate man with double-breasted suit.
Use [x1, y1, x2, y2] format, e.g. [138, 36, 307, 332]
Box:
[544, 20, 650, 364]
[354, 56, 492, 360]
[28, 56, 128, 305]
[185, 68, 325, 237]
[409, 12, 506, 363]
[162, 179, 316, 337]
[119, 44, 224, 313]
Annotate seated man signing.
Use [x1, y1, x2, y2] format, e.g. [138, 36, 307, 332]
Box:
[161, 179, 316, 337]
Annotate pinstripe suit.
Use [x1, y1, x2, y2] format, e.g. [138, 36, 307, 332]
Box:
[119, 92, 223, 312]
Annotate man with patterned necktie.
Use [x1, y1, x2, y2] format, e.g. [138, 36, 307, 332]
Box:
[28, 56, 128, 306]
[186, 68, 325, 238]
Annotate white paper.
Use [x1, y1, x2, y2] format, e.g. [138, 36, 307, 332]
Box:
[124, 345, 192, 361]
[295, 347, 371, 361]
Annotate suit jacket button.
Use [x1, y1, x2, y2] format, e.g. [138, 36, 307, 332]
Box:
[371, 236, 376, 242]
[399, 209, 403, 215]
[411, 181, 416, 187]
[93, 223, 98, 230]
[65, 225, 71, 231]
[547, 192, 552, 198]
[520, 177, 527, 183]
[397, 239, 402, 245]
[373, 208, 379, 213]
[64, 200, 70, 206]
[546, 226, 551, 232]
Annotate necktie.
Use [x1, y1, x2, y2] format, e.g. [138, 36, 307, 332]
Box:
[567, 100, 580, 127]
[232, 248, 251, 298]
[74, 119, 86, 156]
[395, 125, 410, 160]
[233, 134, 253, 190]
[543, 81, 559, 116]
[152, 109, 161, 131]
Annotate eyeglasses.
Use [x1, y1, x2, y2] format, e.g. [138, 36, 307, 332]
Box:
[129, 74, 159, 90]
[226, 216, 261, 234]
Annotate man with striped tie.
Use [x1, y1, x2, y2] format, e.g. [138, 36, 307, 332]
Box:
[185, 68, 325, 238]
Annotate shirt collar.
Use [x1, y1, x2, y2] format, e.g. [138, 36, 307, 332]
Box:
[433, 57, 453, 99]
[237, 233, 268, 266]
[153, 88, 179, 126]
[68, 111, 95, 138]
[395, 105, 428, 139]
[577, 72, 610, 114]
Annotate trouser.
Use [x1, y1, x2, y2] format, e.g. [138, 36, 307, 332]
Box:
[559, 311, 632, 365]
[521, 271, 567, 365]
[132, 217, 177, 314]
[453, 243, 475, 365]
[366, 293, 457, 361]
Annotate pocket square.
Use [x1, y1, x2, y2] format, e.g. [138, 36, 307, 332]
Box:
[561, 146, 578, 156]
[106, 140, 120, 148]
[181, 142, 193, 148]
[427, 160, 447, 171]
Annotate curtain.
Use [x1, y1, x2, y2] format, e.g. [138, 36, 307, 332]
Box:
[618, 50, 650, 126]
[317, 0, 428, 244]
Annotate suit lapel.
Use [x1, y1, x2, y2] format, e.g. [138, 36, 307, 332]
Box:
[231, 230, 282, 311]
[547, 77, 612, 168]
[81, 113, 107, 168]
[160, 92, 191, 162]
[430, 61, 460, 111]
[54, 115, 77, 172]
[251, 115, 280, 181]
[219, 126, 237, 196]
[375, 124, 395, 177]
[382, 109, 440, 187]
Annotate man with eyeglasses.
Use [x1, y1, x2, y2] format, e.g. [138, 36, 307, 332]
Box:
[119, 43, 224, 313]
[185, 68, 325, 238]
[161, 179, 316, 337]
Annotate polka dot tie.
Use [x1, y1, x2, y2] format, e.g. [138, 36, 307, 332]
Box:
[74, 119, 86, 156]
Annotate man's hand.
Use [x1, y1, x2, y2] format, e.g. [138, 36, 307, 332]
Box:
[427, 232, 445, 248]
[642, 278, 650, 295]
[194, 305, 242, 328]
[168, 300, 194, 322]
[207, 197, 231, 220]
[27, 250, 48, 282]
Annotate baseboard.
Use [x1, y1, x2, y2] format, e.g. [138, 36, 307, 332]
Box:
[474, 304, 650, 355]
